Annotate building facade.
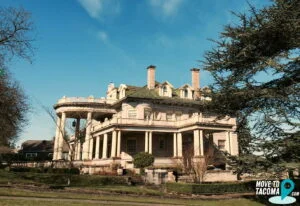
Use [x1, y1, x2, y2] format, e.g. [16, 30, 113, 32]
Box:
[52, 66, 238, 173]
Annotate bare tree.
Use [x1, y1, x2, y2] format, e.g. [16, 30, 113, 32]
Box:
[0, 7, 34, 146]
[0, 7, 34, 65]
[181, 137, 215, 183]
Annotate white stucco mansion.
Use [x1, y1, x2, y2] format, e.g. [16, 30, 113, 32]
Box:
[52, 66, 238, 174]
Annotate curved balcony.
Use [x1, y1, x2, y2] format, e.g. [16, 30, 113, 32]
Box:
[57, 96, 116, 105]
[92, 114, 236, 132]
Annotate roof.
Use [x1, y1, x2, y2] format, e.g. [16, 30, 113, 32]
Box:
[21, 140, 68, 153]
[124, 86, 206, 107]
[127, 87, 160, 98]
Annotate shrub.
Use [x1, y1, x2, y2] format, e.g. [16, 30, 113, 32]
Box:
[10, 167, 80, 174]
[133, 152, 154, 169]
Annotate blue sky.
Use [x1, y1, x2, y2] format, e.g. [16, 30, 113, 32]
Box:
[0, 0, 271, 147]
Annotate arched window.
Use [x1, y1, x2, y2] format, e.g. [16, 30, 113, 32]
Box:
[184, 89, 188, 98]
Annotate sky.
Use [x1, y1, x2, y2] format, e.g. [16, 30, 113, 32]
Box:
[0, 0, 272, 147]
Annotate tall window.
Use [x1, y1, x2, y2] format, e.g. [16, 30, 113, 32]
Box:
[184, 89, 188, 98]
[163, 86, 168, 96]
[218, 140, 226, 150]
[128, 109, 136, 119]
[127, 139, 137, 154]
[158, 137, 166, 150]
[144, 108, 151, 119]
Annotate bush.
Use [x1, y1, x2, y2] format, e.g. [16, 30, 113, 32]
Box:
[71, 175, 127, 186]
[166, 182, 256, 194]
[10, 167, 80, 174]
[133, 152, 154, 168]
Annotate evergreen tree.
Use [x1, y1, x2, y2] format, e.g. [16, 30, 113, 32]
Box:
[202, 0, 300, 172]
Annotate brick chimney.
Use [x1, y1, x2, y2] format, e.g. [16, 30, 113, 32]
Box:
[191, 68, 200, 90]
[147, 65, 156, 89]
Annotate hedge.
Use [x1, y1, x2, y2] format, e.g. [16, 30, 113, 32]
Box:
[166, 182, 256, 194]
[0, 169, 127, 187]
[167, 179, 300, 194]
[10, 167, 80, 174]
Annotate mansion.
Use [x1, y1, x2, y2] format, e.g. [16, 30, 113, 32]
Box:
[52, 66, 238, 174]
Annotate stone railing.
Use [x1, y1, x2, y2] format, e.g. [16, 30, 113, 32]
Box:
[92, 114, 236, 131]
[57, 96, 116, 105]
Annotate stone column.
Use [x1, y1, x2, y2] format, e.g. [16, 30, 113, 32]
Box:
[193, 130, 200, 156]
[173, 133, 177, 157]
[199, 130, 204, 156]
[53, 115, 61, 160]
[117, 131, 121, 157]
[68, 144, 72, 160]
[177, 133, 182, 157]
[149, 131, 152, 154]
[75, 118, 80, 160]
[76, 142, 81, 160]
[145, 131, 149, 153]
[225, 131, 231, 154]
[74, 143, 78, 160]
[57, 112, 66, 160]
[89, 137, 94, 159]
[95, 136, 100, 159]
[102, 133, 108, 159]
[82, 112, 92, 160]
[111, 131, 117, 158]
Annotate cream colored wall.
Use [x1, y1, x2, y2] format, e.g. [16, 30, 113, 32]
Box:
[204, 170, 237, 182]
[213, 132, 226, 147]
[230, 132, 239, 156]
[120, 102, 199, 121]
[107, 89, 118, 100]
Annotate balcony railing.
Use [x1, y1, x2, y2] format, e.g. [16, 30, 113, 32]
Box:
[92, 114, 236, 131]
[57, 96, 116, 104]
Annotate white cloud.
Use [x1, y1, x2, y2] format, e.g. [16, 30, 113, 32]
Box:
[149, 0, 183, 17]
[78, 0, 103, 18]
[97, 31, 108, 42]
[78, 0, 121, 21]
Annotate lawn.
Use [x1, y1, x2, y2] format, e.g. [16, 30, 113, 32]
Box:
[0, 187, 263, 206]
[0, 169, 265, 205]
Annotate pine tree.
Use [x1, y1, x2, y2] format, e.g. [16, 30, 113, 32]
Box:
[202, 0, 300, 173]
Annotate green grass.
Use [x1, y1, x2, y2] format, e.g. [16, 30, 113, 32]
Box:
[0, 188, 263, 206]
[0, 199, 115, 206]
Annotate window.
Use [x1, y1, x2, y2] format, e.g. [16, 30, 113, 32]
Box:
[154, 112, 162, 120]
[127, 139, 136, 154]
[218, 140, 226, 150]
[158, 137, 166, 150]
[26, 153, 37, 158]
[184, 89, 188, 98]
[144, 108, 151, 119]
[166, 112, 173, 121]
[128, 109, 136, 119]
[175, 112, 182, 121]
[163, 86, 168, 96]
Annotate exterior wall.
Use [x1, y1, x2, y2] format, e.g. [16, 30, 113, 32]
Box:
[213, 132, 226, 150]
[204, 170, 237, 182]
[230, 132, 239, 156]
[120, 102, 199, 122]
